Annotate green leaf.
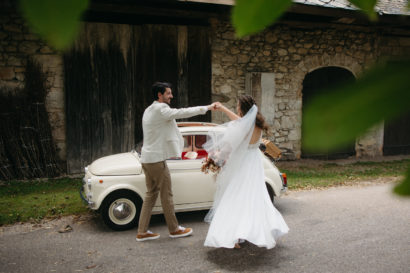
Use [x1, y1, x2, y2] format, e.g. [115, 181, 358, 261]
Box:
[19, 0, 89, 50]
[303, 60, 410, 152]
[394, 168, 410, 196]
[348, 0, 378, 20]
[232, 0, 292, 38]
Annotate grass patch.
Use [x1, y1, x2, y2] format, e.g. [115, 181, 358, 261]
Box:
[280, 159, 410, 190]
[0, 178, 88, 225]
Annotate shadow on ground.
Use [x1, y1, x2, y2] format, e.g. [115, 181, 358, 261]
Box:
[206, 243, 288, 272]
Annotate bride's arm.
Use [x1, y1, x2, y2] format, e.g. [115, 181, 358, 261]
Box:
[216, 103, 240, 120]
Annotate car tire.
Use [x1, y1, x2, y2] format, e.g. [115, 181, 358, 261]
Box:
[100, 190, 142, 231]
[266, 183, 275, 204]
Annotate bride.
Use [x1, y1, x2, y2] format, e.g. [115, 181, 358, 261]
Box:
[203, 95, 289, 249]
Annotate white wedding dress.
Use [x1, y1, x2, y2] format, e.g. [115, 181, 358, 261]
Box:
[203, 105, 289, 249]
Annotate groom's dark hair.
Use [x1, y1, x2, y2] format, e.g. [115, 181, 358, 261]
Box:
[152, 82, 172, 100]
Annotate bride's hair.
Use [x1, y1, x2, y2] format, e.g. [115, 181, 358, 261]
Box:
[238, 95, 270, 134]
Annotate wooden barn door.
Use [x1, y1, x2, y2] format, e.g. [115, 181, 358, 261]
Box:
[186, 25, 212, 122]
[383, 113, 410, 155]
[64, 23, 211, 173]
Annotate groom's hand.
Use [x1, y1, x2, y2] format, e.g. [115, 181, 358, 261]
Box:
[208, 102, 219, 111]
[212, 102, 222, 110]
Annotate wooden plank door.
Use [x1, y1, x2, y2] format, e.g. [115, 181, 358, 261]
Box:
[64, 23, 211, 174]
[383, 113, 410, 155]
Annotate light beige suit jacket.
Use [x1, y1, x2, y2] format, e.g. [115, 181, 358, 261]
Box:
[140, 101, 208, 163]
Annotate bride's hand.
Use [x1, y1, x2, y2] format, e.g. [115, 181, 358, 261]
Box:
[209, 102, 222, 111]
[208, 102, 217, 111]
[214, 102, 223, 111]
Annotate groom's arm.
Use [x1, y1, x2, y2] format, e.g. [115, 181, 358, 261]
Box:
[159, 103, 214, 120]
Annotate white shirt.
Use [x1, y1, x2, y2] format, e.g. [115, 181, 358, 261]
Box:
[140, 101, 208, 163]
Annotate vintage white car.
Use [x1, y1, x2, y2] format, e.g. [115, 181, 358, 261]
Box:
[80, 122, 287, 230]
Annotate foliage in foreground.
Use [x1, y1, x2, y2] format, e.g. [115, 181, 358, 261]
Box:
[19, 0, 89, 50]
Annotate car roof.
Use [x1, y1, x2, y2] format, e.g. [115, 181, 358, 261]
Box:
[177, 122, 224, 134]
[177, 122, 217, 127]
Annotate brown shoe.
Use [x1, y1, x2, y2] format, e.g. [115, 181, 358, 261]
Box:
[169, 226, 193, 238]
[234, 239, 245, 249]
[136, 230, 160, 242]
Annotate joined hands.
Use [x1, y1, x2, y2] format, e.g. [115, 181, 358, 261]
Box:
[208, 102, 223, 111]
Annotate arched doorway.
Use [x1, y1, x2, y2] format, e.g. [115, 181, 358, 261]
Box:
[301, 66, 356, 159]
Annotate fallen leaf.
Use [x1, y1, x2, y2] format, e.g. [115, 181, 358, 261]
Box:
[58, 225, 73, 233]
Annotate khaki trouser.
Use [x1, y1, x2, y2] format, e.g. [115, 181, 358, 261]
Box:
[137, 161, 179, 233]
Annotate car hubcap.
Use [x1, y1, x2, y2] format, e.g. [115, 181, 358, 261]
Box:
[113, 202, 132, 220]
[108, 198, 136, 225]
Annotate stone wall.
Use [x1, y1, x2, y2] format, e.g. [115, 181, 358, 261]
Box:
[0, 11, 66, 160]
[209, 18, 410, 159]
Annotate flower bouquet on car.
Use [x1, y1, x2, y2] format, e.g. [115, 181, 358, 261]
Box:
[201, 150, 224, 174]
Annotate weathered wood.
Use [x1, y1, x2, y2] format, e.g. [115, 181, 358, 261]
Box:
[87, 1, 228, 21]
[245, 72, 262, 107]
[383, 113, 410, 155]
[65, 23, 211, 173]
[65, 40, 137, 173]
[0, 60, 62, 180]
[177, 25, 189, 108]
[187, 25, 212, 122]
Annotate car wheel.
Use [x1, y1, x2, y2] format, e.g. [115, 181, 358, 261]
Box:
[101, 190, 142, 231]
[266, 183, 275, 204]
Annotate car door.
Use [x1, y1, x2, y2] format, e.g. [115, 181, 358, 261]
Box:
[167, 133, 216, 208]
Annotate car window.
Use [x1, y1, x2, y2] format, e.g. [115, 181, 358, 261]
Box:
[193, 135, 208, 159]
[195, 135, 207, 149]
[183, 135, 192, 152]
[168, 136, 193, 160]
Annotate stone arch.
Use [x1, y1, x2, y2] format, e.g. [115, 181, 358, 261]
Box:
[294, 54, 362, 94]
[290, 54, 363, 159]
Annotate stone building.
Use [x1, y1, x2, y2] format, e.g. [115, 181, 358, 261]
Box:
[0, 0, 409, 175]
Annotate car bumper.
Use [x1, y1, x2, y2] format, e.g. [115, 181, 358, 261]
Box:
[80, 178, 95, 208]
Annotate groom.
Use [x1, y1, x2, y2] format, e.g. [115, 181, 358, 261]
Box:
[136, 82, 217, 241]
